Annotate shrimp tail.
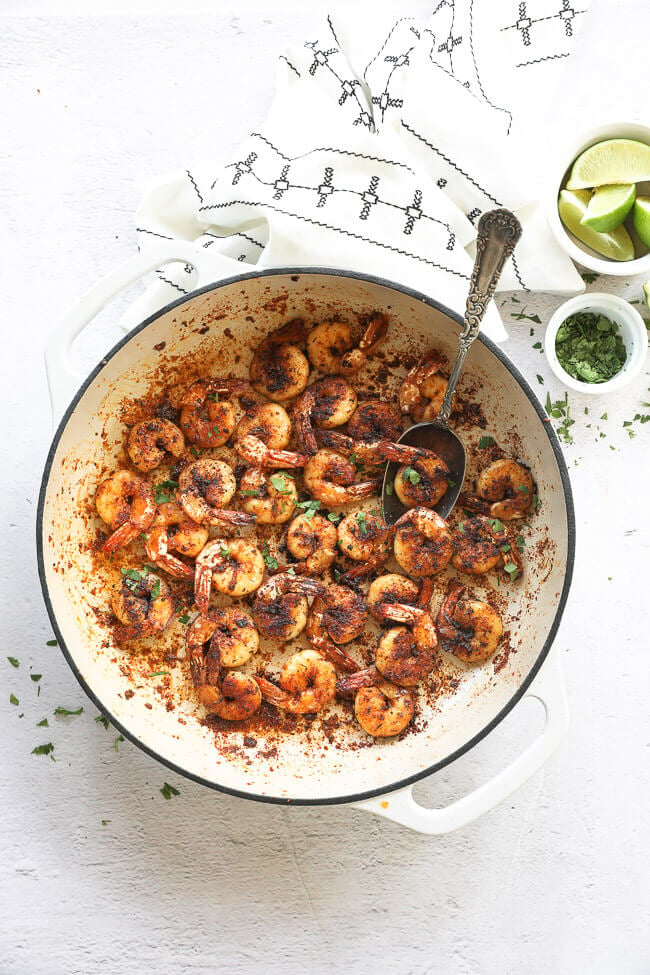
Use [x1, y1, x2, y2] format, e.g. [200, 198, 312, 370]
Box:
[102, 521, 140, 555]
[156, 552, 195, 581]
[212, 509, 257, 526]
[194, 563, 215, 613]
[253, 674, 292, 707]
[336, 666, 379, 696]
[306, 632, 359, 673]
[458, 492, 490, 515]
[347, 479, 382, 501]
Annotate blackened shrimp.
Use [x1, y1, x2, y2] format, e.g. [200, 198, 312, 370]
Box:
[294, 377, 357, 453]
[336, 510, 392, 581]
[452, 516, 523, 580]
[180, 379, 248, 448]
[249, 318, 311, 402]
[178, 459, 254, 528]
[305, 584, 367, 672]
[347, 401, 403, 444]
[254, 649, 337, 714]
[96, 470, 156, 554]
[303, 449, 380, 506]
[393, 454, 450, 509]
[112, 567, 174, 642]
[367, 573, 433, 620]
[145, 502, 208, 580]
[399, 349, 455, 422]
[127, 418, 184, 473]
[354, 680, 414, 738]
[238, 468, 298, 524]
[460, 460, 534, 521]
[373, 604, 438, 686]
[286, 512, 337, 575]
[306, 311, 388, 376]
[393, 507, 453, 577]
[252, 573, 324, 642]
[436, 579, 503, 663]
[235, 434, 307, 469]
[235, 402, 292, 449]
[316, 429, 430, 466]
[194, 538, 265, 610]
[186, 613, 261, 719]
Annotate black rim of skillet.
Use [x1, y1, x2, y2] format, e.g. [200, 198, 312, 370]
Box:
[36, 266, 576, 808]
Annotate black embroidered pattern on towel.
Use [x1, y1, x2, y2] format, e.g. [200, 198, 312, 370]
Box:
[501, 0, 586, 65]
[370, 45, 413, 124]
[468, 0, 513, 132]
[222, 139, 456, 247]
[363, 16, 416, 83]
[186, 170, 203, 204]
[249, 131, 417, 174]
[279, 55, 301, 78]
[156, 271, 188, 295]
[304, 39, 373, 130]
[198, 199, 469, 280]
[136, 227, 175, 241]
[203, 230, 265, 250]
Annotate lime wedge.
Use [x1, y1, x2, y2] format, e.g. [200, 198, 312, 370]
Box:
[581, 183, 636, 232]
[566, 139, 650, 190]
[558, 189, 635, 261]
[632, 197, 650, 248]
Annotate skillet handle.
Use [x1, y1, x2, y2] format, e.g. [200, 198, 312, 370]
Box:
[45, 242, 245, 423]
[351, 647, 568, 834]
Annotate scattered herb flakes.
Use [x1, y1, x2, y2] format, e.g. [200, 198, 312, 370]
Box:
[458, 521, 465, 533]
[286, 566, 296, 577]
[262, 543, 278, 572]
[511, 308, 541, 324]
[9, 694, 19, 706]
[297, 499, 321, 522]
[30, 674, 42, 683]
[32, 743, 54, 757]
[160, 782, 180, 800]
[356, 511, 368, 536]
[581, 271, 599, 284]
[402, 466, 421, 485]
[54, 706, 83, 716]
[385, 480, 394, 496]
[101, 820, 111, 826]
[154, 479, 178, 504]
[447, 478, 456, 488]
[503, 562, 520, 580]
[219, 545, 231, 558]
[327, 511, 342, 523]
[46, 639, 58, 647]
[36, 718, 48, 727]
[114, 735, 125, 752]
[532, 342, 542, 350]
[544, 393, 575, 444]
[189, 446, 202, 459]
[489, 517, 505, 533]
[178, 613, 190, 625]
[478, 436, 495, 449]
[333, 567, 342, 583]
[608, 576, 612, 582]
[147, 671, 169, 679]
[269, 473, 294, 494]
[7, 657, 19, 668]
[95, 714, 110, 730]
[555, 312, 626, 383]
[536, 374, 544, 385]
[240, 488, 261, 497]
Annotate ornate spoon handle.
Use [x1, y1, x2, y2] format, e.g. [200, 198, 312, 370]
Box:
[436, 208, 522, 426]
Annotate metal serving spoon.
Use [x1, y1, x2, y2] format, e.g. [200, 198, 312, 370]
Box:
[382, 208, 523, 525]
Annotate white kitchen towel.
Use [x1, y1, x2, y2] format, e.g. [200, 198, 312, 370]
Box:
[129, 0, 592, 341]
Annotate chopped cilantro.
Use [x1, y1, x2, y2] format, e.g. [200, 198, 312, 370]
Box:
[262, 543, 278, 571]
[36, 717, 48, 726]
[503, 562, 519, 580]
[160, 782, 180, 800]
[536, 374, 544, 385]
[101, 820, 111, 826]
[356, 511, 368, 537]
[489, 517, 505, 533]
[447, 478, 456, 488]
[54, 706, 83, 716]
[114, 735, 125, 752]
[154, 479, 179, 504]
[30, 674, 42, 683]
[332, 567, 342, 583]
[297, 499, 321, 522]
[269, 473, 293, 494]
[327, 511, 342, 523]
[385, 480, 394, 496]
[147, 671, 169, 679]
[95, 714, 110, 730]
[7, 657, 19, 668]
[178, 613, 190, 625]
[478, 436, 495, 449]
[46, 639, 58, 647]
[240, 488, 261, 497]
[532, 342, 542, 350]
[402, 466, 421, 486]
[219, 545, 231, 558]
[32, 743, 54, 757]
[9, 694, 19, 706]
[555, 312, 626, 383]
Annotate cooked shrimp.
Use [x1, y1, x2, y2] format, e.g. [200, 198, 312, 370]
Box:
[294, 378, 357, 453]
[336, 510, 392, 581]
[304, 584, 367, 672]
[316, 429, 431, 466]
[393, 454, 450, 509]
[144, 502, 208, 580]
[96, 470, 156, 554]
[194, 538, 265, 610]
[235, 434, 307, 469]
[249, 318, 311, 402]
[399, 349, 455, 422]
[180, 379, 248, 447]
[452, 515, 523, 579]
[347, 401, 403, 444]
[437, 579, 503, 663]
[207, 607, 260, 667]
[393, 507, 453, 577]
[252, 573, 323, 642]
[374, 604, 438, 686]
[367, 573, 427, 620]
[186, 613, 262, 718]
[286, 513, 337, 575]
[238, 468, 298, 524]
[354, 680, 414, 738]
[127, 418, 184, 473]
[303, 449, 380, 506]
[235, 402, 292, 449]
[306, 311, 388, 376]
[255, 649, 337, 714]
[178, 459, 254, 527]
[460, 459, 534, 521]
[111, 567, 174, 642]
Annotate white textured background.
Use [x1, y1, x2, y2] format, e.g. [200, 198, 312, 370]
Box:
[1, 8, 650, 974]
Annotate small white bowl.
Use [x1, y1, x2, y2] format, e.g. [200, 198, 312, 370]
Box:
[544, 120, 650, 276]
[544, 292, 648, 394]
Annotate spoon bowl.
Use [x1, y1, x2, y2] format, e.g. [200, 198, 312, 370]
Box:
[382, 208, 523, 526]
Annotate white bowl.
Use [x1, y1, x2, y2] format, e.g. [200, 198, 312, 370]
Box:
[544, 292, 648, 394]
[544, 120, 650, 276]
